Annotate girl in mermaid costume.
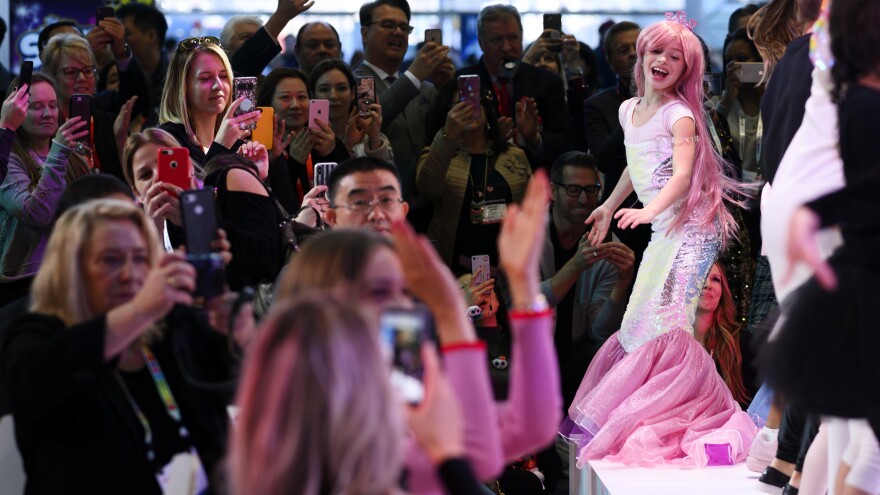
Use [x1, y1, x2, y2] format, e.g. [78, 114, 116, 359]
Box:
[560, 16, 757, 468]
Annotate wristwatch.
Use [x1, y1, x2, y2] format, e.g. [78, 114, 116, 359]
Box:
[511, 294, 549, 313]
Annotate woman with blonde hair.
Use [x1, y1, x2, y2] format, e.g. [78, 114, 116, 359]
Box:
[40, 33, 147, 179]
[0, 73, 89, 306]
[158, 37, 260, 166]
[1, 199, 253, 494]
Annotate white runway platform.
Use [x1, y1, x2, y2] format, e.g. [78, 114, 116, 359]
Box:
[572, 459, 769, 495]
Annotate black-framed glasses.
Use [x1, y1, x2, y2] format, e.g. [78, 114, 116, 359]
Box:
[553, 182, 601, 198]
[178, 36, 221, 52]
[331, 196, 404, 213]
[365, 20, 414, 34]
[58, 66, 97, 80]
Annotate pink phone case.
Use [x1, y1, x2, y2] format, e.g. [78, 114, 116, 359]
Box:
[309, 99, 330, 130]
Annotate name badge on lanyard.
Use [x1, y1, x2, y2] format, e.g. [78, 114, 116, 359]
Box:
[471, 199, 507, 225]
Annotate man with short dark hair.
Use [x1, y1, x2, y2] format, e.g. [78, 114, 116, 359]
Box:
[295, 22, 342, 76]
[325, 157, 409, 235]
[457, 4, 576, 171]
[116, 3, 168, 111]
[353, 0, 454, 206]
[542, 151, 633, 410]
[584, 21, 639, 155]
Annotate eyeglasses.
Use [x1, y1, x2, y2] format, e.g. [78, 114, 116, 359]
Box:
[332, 196, 404, 213]
[58, 66, 97, 80]
[365, 20, 414, 34]
[178, 36, 221, 52]
[553, 182, 601, 198]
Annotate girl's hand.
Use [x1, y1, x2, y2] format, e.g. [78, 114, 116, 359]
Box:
[406, 343, 465, 465]
[309, 119, 336, 156]
[271, 115, 293, 161]
[614, 205, 657, 230]
[54, 116, 90, 149]
[443, 101, 476, 141]
[783, 206, 836, 290]
[216, 97, 260, 149]
[0, 85, 29, 131]
[498, 170, 549, 302]
[287, 128, 312, 163]
[585, 204, 612, 247]
[238, 140, 270, 180]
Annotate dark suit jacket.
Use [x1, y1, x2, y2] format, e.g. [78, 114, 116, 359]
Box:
[1, 307, 238, 495]
[457, 59, 576, 170]
[584, 85, 624, 155]
[352, 63, 435, 201]
[93, 56, 152, 120]
[93, 109, 124, 181]
[231, 27, 281, 77]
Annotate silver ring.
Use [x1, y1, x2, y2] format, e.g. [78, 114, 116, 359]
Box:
[592, 251, 598, 257]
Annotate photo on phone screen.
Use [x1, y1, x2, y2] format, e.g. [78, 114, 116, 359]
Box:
[156, 147, 193, 194]
[18, 61, 33, 92]
[425, 28, 442, 45]
[471, 254, 490, 285]
[308, 99, 330, 130]
[233, 77, 258, 130]
[458, 75, 481, 120]
[180, 189, 225, 299]
[69, 94, 92, 142]
[356, 76, 375, 118]
[380, 308, 430, 405]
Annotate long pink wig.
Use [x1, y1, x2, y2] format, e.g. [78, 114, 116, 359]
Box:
[634, 21, 741, 242]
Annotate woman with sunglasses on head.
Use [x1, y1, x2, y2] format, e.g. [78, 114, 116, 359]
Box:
[257, 67, 348, 206]
[0, 74, 90, 307]
[310, 59, 393, 161]
[40, 33, 148, 180]
[418, 80, 532, 271]
[158, 37, 261, 169]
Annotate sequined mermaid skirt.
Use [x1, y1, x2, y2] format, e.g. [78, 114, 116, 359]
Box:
[560, 329, 757, 468]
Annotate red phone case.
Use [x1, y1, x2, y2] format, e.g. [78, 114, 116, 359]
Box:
[157, 147, 193, 194]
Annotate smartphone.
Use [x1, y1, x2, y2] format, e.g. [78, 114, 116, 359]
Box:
[425, 28, 442, 45]
[308, 99, 330, 131]
[543, 14, 563, 52]
[703, 72, 722, 96]
[69, 94, 92, 143]
[471, 254, 490, 285]
[355, 76, 375, 118]
[379, 307, 432, 405]
[180, 189, 225, 299]
[735, 62, 765, 84]
[18, 61, 33, 92]
[96, 6, 115, 23]
[233, 77, 258, 130]
[458, 75, 481, 120]
[156, 147, 193, 194]
[313, 162, 338, 188]
[252, 106, 274, 149]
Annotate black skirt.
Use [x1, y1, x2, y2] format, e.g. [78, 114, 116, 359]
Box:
[762, 248, 880, 418]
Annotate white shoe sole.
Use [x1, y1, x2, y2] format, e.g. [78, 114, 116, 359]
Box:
[747, 454, 773, 473]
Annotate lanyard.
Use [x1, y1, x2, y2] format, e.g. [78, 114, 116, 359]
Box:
[115, 345, 190, 464]
[738, 109, 763, 166]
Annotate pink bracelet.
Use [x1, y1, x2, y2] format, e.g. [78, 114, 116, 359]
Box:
[441, 341, 487, 354]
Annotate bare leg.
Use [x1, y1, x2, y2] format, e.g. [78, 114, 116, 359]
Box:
[835, 462, 851, 495]
[800, 422, 829, 495]
[767, 400, 784, 429]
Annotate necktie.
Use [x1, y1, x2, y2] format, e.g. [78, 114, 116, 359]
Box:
[496, 77, 512, 118]
[385, 75, 397, 85]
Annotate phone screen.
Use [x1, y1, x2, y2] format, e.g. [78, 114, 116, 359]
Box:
[379, 308, 429, 405]
[356, 76, 375, 118]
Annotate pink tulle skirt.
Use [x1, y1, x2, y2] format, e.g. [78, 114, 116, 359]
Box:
[559, 329, 757, 468]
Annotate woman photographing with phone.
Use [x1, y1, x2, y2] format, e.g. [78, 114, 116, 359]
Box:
[0, 74, 90, 307]
[158, 36, 261, 167]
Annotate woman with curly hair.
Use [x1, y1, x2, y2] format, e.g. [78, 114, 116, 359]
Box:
[694, 263, 750, 405]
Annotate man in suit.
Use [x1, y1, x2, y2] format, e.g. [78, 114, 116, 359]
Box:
[457, 4, 576, 171]
[353, 0, 454, 206]
[295, 22, 342, 76]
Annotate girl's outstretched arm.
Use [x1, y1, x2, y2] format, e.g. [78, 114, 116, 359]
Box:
[615, 116, 695, 229]
[585, 167, 634, 246]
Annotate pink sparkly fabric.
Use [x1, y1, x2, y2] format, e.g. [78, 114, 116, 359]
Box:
[562, 329, 756, 468]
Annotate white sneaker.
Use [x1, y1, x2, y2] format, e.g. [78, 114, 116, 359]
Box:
[747, 428, 778, 473]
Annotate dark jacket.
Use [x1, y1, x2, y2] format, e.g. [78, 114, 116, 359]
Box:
[157, 122, 242, 167]
[93, 109, 124, 181]
[457, 59, 576, 170]
[230, 27, 281, 77]
[93, 56, 152, 120]
[1, 307, 238, 495]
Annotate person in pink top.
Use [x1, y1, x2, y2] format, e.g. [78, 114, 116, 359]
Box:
[272, 170, 561, 493]
[561, 15, 757, 468]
